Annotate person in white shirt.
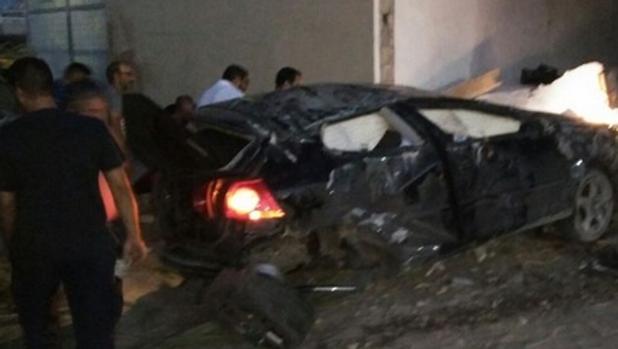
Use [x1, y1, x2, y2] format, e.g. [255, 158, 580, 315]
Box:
[198, 65, 250, 107]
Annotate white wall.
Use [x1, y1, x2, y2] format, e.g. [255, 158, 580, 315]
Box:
[107, 0, 375, 105]
[394, 0, 618, 90]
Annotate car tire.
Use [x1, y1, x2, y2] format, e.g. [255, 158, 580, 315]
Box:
[560, 168, 615, 242]
[206, 268, 314, 348]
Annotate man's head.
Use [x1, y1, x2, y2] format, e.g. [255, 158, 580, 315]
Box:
[63, 62, 91, 84]
[175, 95, 195, 115]
[106, 60, 137, 93]
[7, 57, 55, 112]
[275, 67, 302, 90]
[222, 64, 249, 92]
[171, 94, 195, 124]
[65, 79, 110, 123]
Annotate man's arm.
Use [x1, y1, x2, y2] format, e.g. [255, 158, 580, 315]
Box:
[108, 111, 133, 177]
[0, 191, 15, 244]
[103, 166, 147, 263]
[109, 111, 127, 154]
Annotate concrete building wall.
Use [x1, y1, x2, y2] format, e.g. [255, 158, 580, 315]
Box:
[107, 0, 375, 105]
[394, 0, 618, 90]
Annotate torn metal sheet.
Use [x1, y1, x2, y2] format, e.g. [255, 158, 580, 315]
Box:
[300, 145, 457, 266]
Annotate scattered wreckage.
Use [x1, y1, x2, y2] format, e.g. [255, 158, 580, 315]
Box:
[124, 79, 618, 347]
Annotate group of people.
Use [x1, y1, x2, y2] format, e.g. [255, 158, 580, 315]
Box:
[0, 54, 305, 348]
[197, 64, 303, 106]
[0, 56, 305, 349]
[0, 57, 146, 349]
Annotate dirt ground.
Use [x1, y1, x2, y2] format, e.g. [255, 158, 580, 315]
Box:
[2, 223, 618, 348]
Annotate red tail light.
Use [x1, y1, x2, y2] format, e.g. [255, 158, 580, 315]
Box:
[224, 179, 285, 221]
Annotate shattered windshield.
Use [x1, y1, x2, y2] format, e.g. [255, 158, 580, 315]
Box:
[420, 108, 522, 139]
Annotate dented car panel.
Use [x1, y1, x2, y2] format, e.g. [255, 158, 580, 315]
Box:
[129, 84, 618, 272]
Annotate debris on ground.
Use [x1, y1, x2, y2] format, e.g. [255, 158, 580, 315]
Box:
[205, 267, 314, 348]
[2, 229, 617, 348]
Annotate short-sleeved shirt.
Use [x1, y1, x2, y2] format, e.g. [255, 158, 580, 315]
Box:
[0, 108, 124, 240]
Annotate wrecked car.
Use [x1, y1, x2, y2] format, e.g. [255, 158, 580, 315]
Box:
[124, 83, 618, 347]
[127, 83, 618, 268]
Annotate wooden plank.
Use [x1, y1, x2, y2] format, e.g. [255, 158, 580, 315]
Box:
[604, 68, 618, 109]
[444, 68, 502, 99]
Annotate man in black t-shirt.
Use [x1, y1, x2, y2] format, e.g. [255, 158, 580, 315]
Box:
[0, 57, 147, 349]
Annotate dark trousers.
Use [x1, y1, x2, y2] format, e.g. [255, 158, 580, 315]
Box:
[10, 231, 122, 349]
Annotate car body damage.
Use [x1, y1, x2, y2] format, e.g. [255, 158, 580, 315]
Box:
[123, 84, 618, 274]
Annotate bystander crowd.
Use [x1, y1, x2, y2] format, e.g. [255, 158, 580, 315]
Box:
[0, 57, 146, 349]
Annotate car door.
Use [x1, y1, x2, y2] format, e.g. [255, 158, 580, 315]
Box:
[417, 106, 572, 239]
[313, 106, 459, 262]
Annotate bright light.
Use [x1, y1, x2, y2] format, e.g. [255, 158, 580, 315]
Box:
[226, 187, 260, 215]
[223, 179, 286, 221]
[526, 62, 618, 125]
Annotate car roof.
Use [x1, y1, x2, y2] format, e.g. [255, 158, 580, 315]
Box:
[196, 83, 434, 136]
[195, 83, 598, 143]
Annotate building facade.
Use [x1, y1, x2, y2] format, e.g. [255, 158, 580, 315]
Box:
[18, 0, 618, 104]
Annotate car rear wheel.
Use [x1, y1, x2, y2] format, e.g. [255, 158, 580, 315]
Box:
[205, 268, 314, 348]
[562, 168, 615, 242]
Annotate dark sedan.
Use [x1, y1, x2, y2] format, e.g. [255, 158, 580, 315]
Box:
[124, 84, 617, 274]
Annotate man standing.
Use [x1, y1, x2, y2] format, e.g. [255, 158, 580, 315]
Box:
[105, 60, 137, 137]
[197, 64, 249, 107]
[65, 79, 125, 223]
[106, 60, 138, 96]
[275, 66, 303, 90]
[0, 57, 147, 348]
[53, 62, 92, 108]
[105, 60, 148, 183]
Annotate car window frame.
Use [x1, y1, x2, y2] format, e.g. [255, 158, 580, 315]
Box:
[320, 106, 426, 155]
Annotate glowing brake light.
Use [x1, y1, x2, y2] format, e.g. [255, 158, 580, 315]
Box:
[224, 179, 285, 221]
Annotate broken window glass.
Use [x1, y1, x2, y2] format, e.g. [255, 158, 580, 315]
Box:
[321, 108, 424, 152]
[420, 109, 521, 139]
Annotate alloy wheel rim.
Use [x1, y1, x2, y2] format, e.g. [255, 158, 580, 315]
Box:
[574, 171, 614, 241]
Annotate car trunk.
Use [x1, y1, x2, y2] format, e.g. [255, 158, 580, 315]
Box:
[123, 94, 285, 261]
